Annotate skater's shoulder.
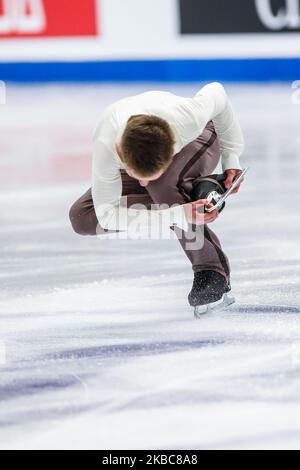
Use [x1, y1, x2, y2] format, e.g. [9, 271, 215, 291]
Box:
[115, 90, 176, 106]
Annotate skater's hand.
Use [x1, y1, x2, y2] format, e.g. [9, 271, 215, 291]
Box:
[224, 169, 244, 194]
[184, 200, 220, 226]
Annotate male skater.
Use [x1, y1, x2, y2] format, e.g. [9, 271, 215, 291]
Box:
[69, 83, 244, 312]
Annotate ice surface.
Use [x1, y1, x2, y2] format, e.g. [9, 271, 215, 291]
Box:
[0, 83, 300, 450]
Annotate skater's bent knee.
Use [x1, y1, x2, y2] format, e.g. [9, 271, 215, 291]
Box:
[69, 206, 84, 235]
[69, 204, 95, 236]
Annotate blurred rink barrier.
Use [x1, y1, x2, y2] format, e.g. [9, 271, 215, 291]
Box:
[0, 0, 300, 82]
[0, 1, 299, 189]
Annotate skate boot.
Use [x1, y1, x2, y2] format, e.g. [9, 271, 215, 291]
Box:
[188, 270, 235, 318]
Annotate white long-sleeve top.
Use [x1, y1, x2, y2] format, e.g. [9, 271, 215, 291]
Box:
[92, 82, 244, 233]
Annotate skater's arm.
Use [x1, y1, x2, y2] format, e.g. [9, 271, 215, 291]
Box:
[192, 83, 245, 171]
[92, 139, 123, 229]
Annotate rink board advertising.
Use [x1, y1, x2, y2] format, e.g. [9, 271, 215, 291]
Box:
[0, 0, 98, 37]
[0, 0, 300, 82]
[179, 0, 300, 33]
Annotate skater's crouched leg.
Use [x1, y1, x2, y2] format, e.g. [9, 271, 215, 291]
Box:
[69, 188, 98, 236]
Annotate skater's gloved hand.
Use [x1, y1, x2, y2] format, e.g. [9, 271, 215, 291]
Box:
[184, 200, 219, 226]
[224, 169, 244, 194]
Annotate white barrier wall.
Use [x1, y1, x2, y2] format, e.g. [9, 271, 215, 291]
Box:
[0, 0, 299, 81]
[0, 0, 300, 61]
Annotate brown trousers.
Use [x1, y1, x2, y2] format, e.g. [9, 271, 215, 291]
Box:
[69, 122, 230, 280]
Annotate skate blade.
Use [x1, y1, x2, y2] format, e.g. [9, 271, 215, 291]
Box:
[194, 294, 236, 319]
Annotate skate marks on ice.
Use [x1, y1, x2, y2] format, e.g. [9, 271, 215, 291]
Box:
[229, 304, 300, 315]
[194, 303, 300, 318]
[1, 84, 300, 449]
[2, 284, 300, 450]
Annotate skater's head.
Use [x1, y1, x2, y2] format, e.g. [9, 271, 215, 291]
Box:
[119, 115, 175, 186]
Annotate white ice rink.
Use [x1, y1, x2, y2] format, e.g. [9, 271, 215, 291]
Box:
[0, 83, 300, 450]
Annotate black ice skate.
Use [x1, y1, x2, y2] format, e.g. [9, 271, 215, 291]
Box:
[188, 270, 235, 318]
